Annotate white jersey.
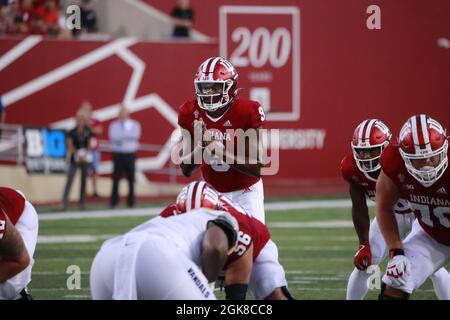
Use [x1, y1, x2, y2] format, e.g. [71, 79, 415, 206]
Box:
[103, 209, 225, 266]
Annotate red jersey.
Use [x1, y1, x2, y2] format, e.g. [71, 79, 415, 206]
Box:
[159, 195, 270, 268]
[381, 144, 450, 246]
[178, 98, 265, 192]
[0, 187, 26, 226]
[340, 152, 413, 214]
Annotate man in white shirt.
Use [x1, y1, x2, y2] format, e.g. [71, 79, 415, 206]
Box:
[109, 106, 141, 208]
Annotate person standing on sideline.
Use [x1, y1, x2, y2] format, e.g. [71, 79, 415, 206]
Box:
[109, 106, 141, 208]
[62, 110, 93, 210]
[80, 101, 103, 198]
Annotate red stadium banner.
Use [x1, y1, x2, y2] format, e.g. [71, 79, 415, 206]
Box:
[1, 0, 449, 196]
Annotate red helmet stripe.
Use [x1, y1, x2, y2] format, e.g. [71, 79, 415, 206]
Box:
[194, 181, 206, 209]
[358, 120, 369, 143]
[365, 119, 376, 143]
[202, 57, 214, 73]
[416, 114, 426, 147]
[186, 182, 197, 211]
[208, 57, 221, 80]
[420, 114, 432, 152]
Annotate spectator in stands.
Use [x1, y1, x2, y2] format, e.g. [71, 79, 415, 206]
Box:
[80, 101, 103, 198]
[109, 106, 141, 209]
[170, 0, 194, 38]
[62, 109, 93, 210]
[1, 0, 28, 35]
[34, 0, 60, 36]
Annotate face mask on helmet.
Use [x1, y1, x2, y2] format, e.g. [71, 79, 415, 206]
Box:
[195, 79, 234, 112]
[352, 141, 389, 173]
[400, 140, 448, 187]
[351, 119, 392, 174]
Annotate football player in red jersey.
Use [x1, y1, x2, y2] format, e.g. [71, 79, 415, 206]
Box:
[0, 187, 39, 300]
[160, 181, 293, 300]
[177, 57, 267, 223]
[377, 115, 450, 299]
[342, 119, 450, 299]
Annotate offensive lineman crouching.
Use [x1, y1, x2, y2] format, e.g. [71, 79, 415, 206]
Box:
[160, 181, 294, 300]
[377, 115, 450, 299]
[0, 187, 39, 300]
[90, 208, 239, 299]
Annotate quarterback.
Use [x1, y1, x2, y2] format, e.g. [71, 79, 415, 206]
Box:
[90, 207, 238, 300]
[177, 57, 267, 223]
[160, 181, 293, 300]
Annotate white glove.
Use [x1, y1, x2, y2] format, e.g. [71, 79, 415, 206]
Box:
[383, 254, 411, 289]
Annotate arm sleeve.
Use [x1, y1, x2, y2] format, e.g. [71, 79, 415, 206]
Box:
[248, 102, 265, 129]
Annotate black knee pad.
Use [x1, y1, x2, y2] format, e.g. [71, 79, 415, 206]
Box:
[281, 286, 295, 300]
[378, 282, 410, 300]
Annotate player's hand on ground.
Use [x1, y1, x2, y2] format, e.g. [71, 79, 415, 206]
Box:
[353, 244, 371, 270]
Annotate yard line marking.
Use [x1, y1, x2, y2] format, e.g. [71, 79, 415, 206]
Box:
[273, 236, 356, 241]
[38, 199, 364, 221]
[30, 288, 91, 291]
[269, 220, 353, 228]
[278, 245, 352, 251]
[38, 234, 116, 243]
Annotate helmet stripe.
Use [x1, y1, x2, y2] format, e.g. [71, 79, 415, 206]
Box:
[365, 119, 377, 143]
[417, 115, 426, 147]
[194, 181, 206, 209]
[208, 57, 221, 80]
[358, 120, 368, 143]
[186, 182, 196, 211]
[202, 57, 214, 73]
[420, 114, 432, 152]
[410, 115, 421, 153]
[415, 114, 425, 150]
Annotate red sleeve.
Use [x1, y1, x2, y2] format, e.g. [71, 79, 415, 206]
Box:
[247, 101, 265, 129]
[159, 204, 177, 218]
[224, 216, 254, 268]
[178, 102, 194, 132]
[380, 144, 403, 183]
[340, 153, 355, 183]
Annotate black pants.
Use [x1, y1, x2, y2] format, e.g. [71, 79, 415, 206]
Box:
[62, 161, 88, 209]
[110, 152, 136, 207]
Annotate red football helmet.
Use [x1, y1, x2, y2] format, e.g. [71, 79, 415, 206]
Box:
[351, 119, 392, 173]
[194, 57, 238, 112]
[399, 114, 448, 187]
[175, 181, 224, 214]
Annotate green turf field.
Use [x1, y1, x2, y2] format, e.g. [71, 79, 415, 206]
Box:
[30, 205, 447, 300]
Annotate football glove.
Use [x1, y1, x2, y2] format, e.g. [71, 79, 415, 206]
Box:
[353, 244, 372, 270]
[383, 250, 411, 289]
